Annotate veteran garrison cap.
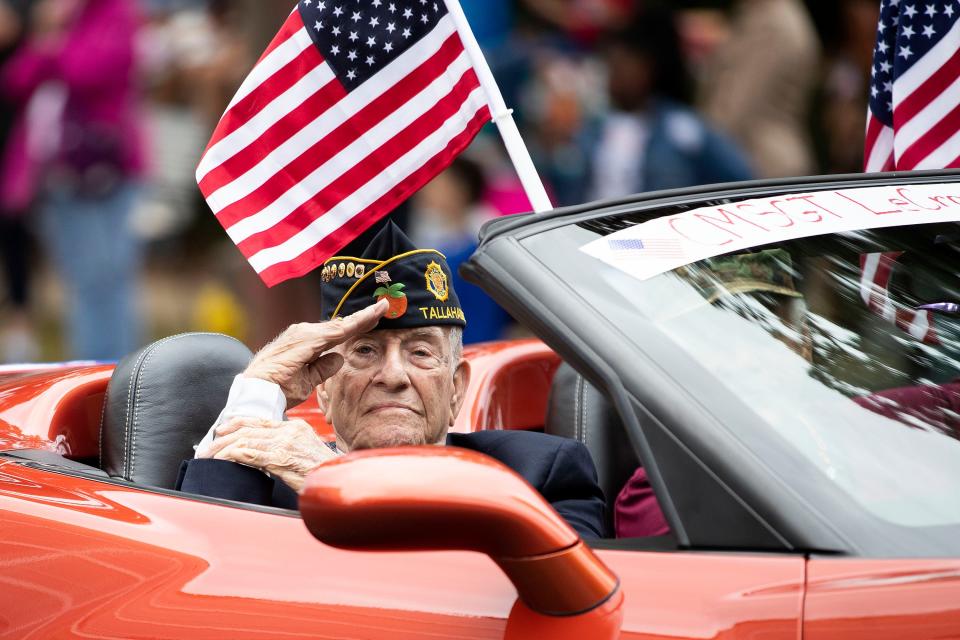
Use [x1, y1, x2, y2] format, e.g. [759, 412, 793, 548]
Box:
[320, 222, 466, 328]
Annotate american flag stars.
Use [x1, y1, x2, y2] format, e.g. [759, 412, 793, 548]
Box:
[865, 0, 960, 171]
[301, 0, 444, 90]
[868, 0, 960, 125]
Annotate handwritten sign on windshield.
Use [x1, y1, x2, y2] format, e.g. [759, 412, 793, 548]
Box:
[581, 183, 960, 280]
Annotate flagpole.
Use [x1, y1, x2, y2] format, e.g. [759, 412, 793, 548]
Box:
[441, 0, 554, 213]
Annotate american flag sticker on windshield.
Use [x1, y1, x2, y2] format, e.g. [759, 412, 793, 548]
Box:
[607, 238, 685, 259]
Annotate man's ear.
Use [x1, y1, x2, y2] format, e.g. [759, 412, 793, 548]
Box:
[448, 359, 471, 427]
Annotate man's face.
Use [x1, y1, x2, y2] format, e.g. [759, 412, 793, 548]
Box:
[317, 326, 470, 451]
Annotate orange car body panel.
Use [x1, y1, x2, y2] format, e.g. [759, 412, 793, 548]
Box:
[804, 558, 960, 640]
[0, 340, 939, 637]
[0, 461, 805, 639]
[0, 365, 112, 456]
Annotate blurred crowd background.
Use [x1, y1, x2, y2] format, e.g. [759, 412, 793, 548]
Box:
[0, 0, 880, 363]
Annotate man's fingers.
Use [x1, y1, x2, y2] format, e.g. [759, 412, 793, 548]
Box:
[215, 417, 278, 438]
[304, 299, 388, 359]
[312, 352, 344, 382]
[355, 298, 390, 328]
[205, 423, 277, 457]
[254, 300, 389, 371]
[334, 300, 388, 341]
[214, 445, 265, 467]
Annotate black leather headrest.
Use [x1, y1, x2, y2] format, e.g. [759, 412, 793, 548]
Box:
[100, 333, 253, 488]
[545, 363, 640, 512]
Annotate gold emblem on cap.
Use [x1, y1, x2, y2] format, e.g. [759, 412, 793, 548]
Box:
[346, 263, 355, 277]
[424, 261, 449, 302]
[355, 264, 365, 278]
[338, 263, 346, 278]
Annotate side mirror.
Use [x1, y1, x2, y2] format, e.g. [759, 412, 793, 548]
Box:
[299, 446, 622, 624]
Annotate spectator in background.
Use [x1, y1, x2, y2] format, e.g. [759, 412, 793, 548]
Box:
[524, 0, 638, 49]
[698, 0, 821, 178]
[585, 8, 753, 202]
[184, 0, 249, 131]
[409, 157, 513, 344]
[816, 0, 878, 174]
[524, 56, 599, 207]
[0, 0, 37, 362]
[1, 0, 146, 360]
[460, 0, 514, 51]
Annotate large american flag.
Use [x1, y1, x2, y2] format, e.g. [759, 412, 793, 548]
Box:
[864, 0, 960, 171]
[197, 0, 491, 286]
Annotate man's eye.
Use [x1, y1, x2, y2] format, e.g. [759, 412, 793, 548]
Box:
[412, 348, 432, 358]
[355, 345, 375, 355]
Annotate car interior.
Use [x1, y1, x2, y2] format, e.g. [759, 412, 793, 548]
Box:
[3, 331, 653, 542]
[29, 224, 959, 546]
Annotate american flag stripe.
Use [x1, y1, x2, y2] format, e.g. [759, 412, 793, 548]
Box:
[864, 115, 895, 172]
[865, 0, 960, 172]
[209, 33, 470, 227]
[197, 1, 490, 285]
[249, 87, 489, 274]
[202, 34, 463, 197]
[236, 76, 485, 256]
[220, 56, 480, 245]
[894, 16, 960, 101]
[200, 23, 319, 171]
[893, 64, 960, 165]
[899, 107, 960, 170]
[200, 67, 337, 191]
[894, 44, 960, 130]
[256, 107, 491, 284]
[212, 40, 323, 147]
[199, 76, 345, 203]
[202, 14, 458, 189]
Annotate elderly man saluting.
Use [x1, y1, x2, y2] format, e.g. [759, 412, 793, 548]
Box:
[177, 223, 608, 539]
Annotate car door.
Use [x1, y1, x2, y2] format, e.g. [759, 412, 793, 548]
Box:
[599, 548, 805, 639]
[0, 459, 520, 639]
[1, 456, 808, 640]
[464, 171, 960, 636]
[804, 558, 960, 639]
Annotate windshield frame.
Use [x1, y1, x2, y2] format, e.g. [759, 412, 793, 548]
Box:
[465, 170, 960, 558]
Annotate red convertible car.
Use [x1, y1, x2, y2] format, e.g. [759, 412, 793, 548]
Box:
[2, 172, 960, 639]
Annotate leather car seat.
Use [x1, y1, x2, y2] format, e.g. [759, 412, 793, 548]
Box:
[99, 333, 252, 488]
[544, 363, 641, 524]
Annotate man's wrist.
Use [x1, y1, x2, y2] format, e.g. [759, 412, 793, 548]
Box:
[226, 375, 286, 419]
[195, 375, 287, 458]
[241, 365, 276, 384]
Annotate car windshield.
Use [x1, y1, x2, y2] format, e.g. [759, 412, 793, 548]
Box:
[525, 196, 960, 535]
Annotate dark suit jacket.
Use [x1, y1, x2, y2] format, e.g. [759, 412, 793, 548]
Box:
[177, 430, 608, 539]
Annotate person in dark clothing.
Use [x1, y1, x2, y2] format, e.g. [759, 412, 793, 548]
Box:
[0, 0, 37, 362]
[178, 223, 608, 539]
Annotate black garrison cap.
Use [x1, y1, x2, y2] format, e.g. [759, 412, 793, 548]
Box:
[319, 221, 465, 328]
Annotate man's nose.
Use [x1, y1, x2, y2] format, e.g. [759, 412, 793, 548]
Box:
[372, 345, 409, 389]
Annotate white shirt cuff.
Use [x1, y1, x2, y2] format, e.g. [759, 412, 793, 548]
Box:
[194, 375, 286, 458]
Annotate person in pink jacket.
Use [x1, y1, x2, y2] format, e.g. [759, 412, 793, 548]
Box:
[1, 0, 146, 360]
